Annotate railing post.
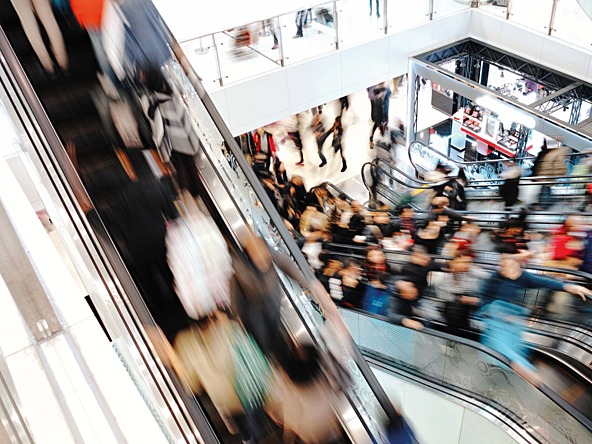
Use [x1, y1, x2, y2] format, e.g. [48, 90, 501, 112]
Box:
[333, 1, 340, 50]
[429, 0, 435, 20]
[547, 0, 558, 36]
[211, 33, 224, 87]
[506, 0, 512, 20]
[383, 0, 389, 34]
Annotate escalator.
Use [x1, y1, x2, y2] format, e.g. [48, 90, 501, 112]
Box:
[364, 157, 591, 232]
[0, 2, 418, 443]
[407, 140, 592, 214]
[339, 307, 592, 444]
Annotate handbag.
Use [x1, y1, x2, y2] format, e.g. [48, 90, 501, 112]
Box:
[230, 325, 271, 412]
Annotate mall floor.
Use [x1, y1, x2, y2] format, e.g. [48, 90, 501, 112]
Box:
[263, 76, 449, 203]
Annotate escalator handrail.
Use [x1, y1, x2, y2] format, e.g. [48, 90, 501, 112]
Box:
[324, 241, 592, 294]
[408, 141, 592, 186]
[409, 139, 588, 167]
[0, 25, 220, 444]
[340, 305, 592, 433]
[159, 13, 407, 435]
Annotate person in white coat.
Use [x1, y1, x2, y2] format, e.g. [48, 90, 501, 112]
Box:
[10, 0, 68, 74]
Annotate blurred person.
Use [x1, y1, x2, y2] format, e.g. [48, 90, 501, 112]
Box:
[174, 312, 272, 442]
[414, 218, 446, 255]
[70, 0, 116, 82]
[11, 0, 69, 75]
[477, 254, 591, 384]
[300, 202, 329, 237]
[285, 114, 305, 166]
[365, 246, 391, 283]
[105, 177, 190, 344]
[301, 227, 326, 271]
[362, 271, 391, 316]
[231, 229, 353, 365]
[288, 175, 307, 214]
[400, 245, 443, 298]
[491, 219, 529, 255]
[311, 112, 329, 168]
[369, 0, 380, 18]
[388, 280, 424, 330]
[432, 248, 488, 334]
[341, 258, 366, 308]
[294, 10, 306, 38]
[579, 228, 592, 274]
[531, 139, 568, 210]
[140, 68, 201, 198]
[545, 215, 585, 270]
[363, 211, 397, 243]
[499, 161, 522, 211]
[348, 200, 367, 240]
[339, 95, 349, 116]
[306, 183, 333, 213]
[318, 254, 343, 298]
[273, 157, 289, 191]
[265, 344, 344, 444]
[329, 194, 351, 244]
[114, 0, 173, 78]
[369, 83, 390, 148]
[394, 205, 418, 238]
[253, 127, 276, 170]
[330, 116, 347, 172]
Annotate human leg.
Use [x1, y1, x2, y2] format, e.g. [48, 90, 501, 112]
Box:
[11, 0, 55, 72]
[294, 10, 304, 37]
[32, 0, 68, 70]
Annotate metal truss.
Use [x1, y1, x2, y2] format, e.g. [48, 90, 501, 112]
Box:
[417, 39, 592, 122]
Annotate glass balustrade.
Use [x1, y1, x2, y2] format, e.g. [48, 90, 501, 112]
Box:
[553, 0, 592, 49]
[172, 0, 592, 90]
[340, 308, 591, 444]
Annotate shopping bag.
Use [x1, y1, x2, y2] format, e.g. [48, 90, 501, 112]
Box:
[230, 325, 271, 412]
[166, 213, 232, 319]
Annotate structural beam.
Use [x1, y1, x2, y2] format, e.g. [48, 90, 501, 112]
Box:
[530, 83, 582, 109]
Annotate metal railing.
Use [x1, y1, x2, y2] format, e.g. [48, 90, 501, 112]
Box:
[174, 1, 592, 89]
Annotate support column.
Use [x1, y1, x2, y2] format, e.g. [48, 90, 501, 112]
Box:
[0, 202, 62, 342]
[406, 60, 419, 148]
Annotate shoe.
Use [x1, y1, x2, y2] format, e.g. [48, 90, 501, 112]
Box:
[271, 43, 278, 50]
[319, 160, 327, 168]
[341, 160, 347, 172]
[369, 141, 374, 149]
[377, 14, 380, 18]
[295, 161, 304, 166]
[293, 34, 303, 39]
[304, 24, 311, 28]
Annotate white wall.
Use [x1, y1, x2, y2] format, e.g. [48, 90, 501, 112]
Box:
[173, 7, 592, 136]
[154, 0, 324, 42]
[209, 10, 472, 135]
[469, 9, 592, 84]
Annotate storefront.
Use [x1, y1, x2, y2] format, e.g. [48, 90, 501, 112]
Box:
[409, 39, 592, 166]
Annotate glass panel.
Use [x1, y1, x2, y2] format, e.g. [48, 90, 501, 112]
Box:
[509, 0, 555, 34]
[387, 0, 430, 32]
[341, 309, 592, 443]
[162, 60, 391, 442]
[479, 0, 509, 18]
[337, 0, 386, 48]
[179, 35, 221, 90]
[433, 0, 471, 17]
[279, 3, 337, 65]
[214, 23, 282, 85]
[552, 0, 592, 49]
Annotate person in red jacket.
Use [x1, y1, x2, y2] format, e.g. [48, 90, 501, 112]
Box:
[70, 0, 113, 81]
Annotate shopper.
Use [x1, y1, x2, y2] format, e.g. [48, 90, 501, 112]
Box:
[499, 161, 521, 211]
[531, 139, 568, 210]
[11, 0, 69, 75]
[478, 254, 591, 385]
[294, 10, 306, 38]
[312, 112, 329, 168]
[330, 116, 347, 172]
